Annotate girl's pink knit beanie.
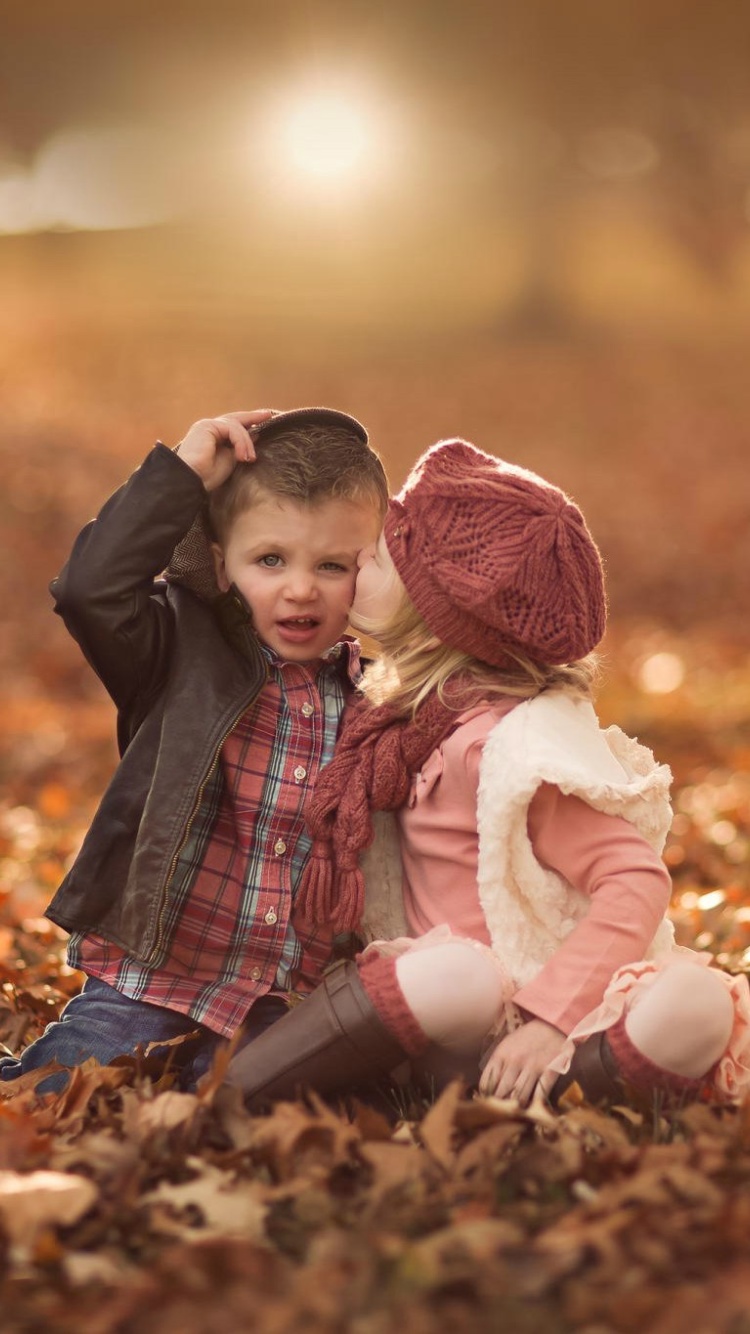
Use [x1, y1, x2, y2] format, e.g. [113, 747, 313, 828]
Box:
[383, 439, 606, 667]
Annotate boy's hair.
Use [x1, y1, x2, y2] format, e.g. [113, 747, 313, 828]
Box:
[209, 423, 388, 543]
[358, 586, 599, 718]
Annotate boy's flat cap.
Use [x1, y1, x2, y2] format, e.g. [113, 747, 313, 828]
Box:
[254, 407, 368, 444]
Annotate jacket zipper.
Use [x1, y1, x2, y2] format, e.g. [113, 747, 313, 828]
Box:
[150, 667, 269, 961]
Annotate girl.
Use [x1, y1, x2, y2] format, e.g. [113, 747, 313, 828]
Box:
[226, 438, 750, 1110]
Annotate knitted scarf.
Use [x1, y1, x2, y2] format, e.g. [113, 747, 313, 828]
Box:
[296, 678, 480, 932]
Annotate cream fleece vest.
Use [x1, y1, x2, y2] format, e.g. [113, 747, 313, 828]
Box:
[361, 690, 676, 985]
[475, 690, 675, 988]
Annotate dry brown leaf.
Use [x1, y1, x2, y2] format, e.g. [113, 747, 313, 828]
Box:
[453, 1095, 527, 1131]
[648, 1260, 750, 1334]
[193, 1036, 238, 1103]
[390, 1120, 419, 1144]
[609, 1102, 645, 1129]
[454, 1121, 524, 1178]
[0, 1098, 51, 1171]
[563, 1270, 668, 1329]
[210, 1081, 258, 1152]
[659, 1161, 725, 1208]
[0, 1005, 35, 1053]
[63, 1249, 137, 1287]
[398, 1217, 526, 1292]
[360, 1139, 427, 1199]
[50, 1059, 132, 1129]
[247, 1096, 360, 1181]
[49, 1129, 140, 1205]
[559, 1104, 639, 1158]
[349, 1099, 395, 1142]
[141, 1029, 202, 1059]
[537, 1202, 638, 1276]
[142, 1158, 268, 1241]
[133, 1090, 202, 1137]
[418, 1078, 464, 1169]
[0, 1168, 98, 1247]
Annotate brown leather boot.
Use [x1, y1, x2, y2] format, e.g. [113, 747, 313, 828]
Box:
[225, 960, 409, 1108]
[549, 1030, 624, 1108]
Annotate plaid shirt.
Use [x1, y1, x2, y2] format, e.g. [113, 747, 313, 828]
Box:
[68, 640, 361, 1036]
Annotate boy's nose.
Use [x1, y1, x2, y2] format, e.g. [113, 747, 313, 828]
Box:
[286, 570, 318, 600]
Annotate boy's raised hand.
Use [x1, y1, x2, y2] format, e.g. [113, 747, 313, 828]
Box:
[175, 410, 275, 491]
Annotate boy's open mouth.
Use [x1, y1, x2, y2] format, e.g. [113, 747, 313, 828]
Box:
[277, 617, 321, 639]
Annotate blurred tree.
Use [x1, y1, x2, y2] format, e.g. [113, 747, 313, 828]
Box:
[389, 0, 750, 329]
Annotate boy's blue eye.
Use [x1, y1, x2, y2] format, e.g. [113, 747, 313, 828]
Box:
[321, 562, 349, 573]
[258, 554, 282, 567]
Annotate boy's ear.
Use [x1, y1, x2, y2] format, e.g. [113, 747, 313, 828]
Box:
[211, 542, 231, 593]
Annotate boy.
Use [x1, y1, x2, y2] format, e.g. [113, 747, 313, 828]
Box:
[1, 407, 387, 1090]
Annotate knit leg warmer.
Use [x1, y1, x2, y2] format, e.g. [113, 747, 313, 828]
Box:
[357, 953, 430, 1057]
[606, 1014, 710, 1100]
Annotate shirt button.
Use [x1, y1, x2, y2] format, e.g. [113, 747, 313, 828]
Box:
[274, 839, 287, 856]
[264, 907, 278, 925]
[251, 967, 262, 981]
[293, 765, 307, 782]
[301, 702, 314, 717]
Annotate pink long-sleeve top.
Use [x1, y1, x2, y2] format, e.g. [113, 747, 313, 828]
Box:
[397, 701, 673, 1035]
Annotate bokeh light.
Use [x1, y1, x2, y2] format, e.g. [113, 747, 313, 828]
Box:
[636, 651, 687, 695]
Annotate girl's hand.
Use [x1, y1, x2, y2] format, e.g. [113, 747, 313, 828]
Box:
[478, 1017, 566, 1106]
[175, 409, 275, 491]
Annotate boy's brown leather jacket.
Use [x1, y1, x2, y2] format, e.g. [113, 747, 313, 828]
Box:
[45, 445, 269, 964]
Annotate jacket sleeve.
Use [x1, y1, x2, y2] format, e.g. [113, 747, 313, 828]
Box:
[50, 444, 210, 714]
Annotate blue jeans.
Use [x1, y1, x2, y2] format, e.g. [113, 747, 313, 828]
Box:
[0, 976, 288, 1094]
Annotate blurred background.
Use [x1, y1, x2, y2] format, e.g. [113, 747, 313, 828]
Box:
[2, 2, 750, 957]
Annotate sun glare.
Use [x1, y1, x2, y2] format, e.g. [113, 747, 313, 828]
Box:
[250, 77, 396, 208]
[281, 94, 372, 179]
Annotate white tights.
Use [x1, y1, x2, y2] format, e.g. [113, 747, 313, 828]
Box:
[623, 961, 734, 1077]
[395, 942, 506, 1054]
[395, 944, 735, 1078]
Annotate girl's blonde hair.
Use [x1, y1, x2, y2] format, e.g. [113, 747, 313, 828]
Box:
[357, 586, 598, 717]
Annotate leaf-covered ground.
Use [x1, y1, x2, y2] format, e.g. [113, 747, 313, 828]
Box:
[0, 627, 749, 1333]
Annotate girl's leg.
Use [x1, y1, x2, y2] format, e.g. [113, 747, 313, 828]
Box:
[615, 961, 734, 1079]
[392, 942, 506, 1053]
[225, 941, 505, 1106]
[553, 961, 735, 1107]
[225, 958, 415, 1105]
[391, 942, 507, 1091]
